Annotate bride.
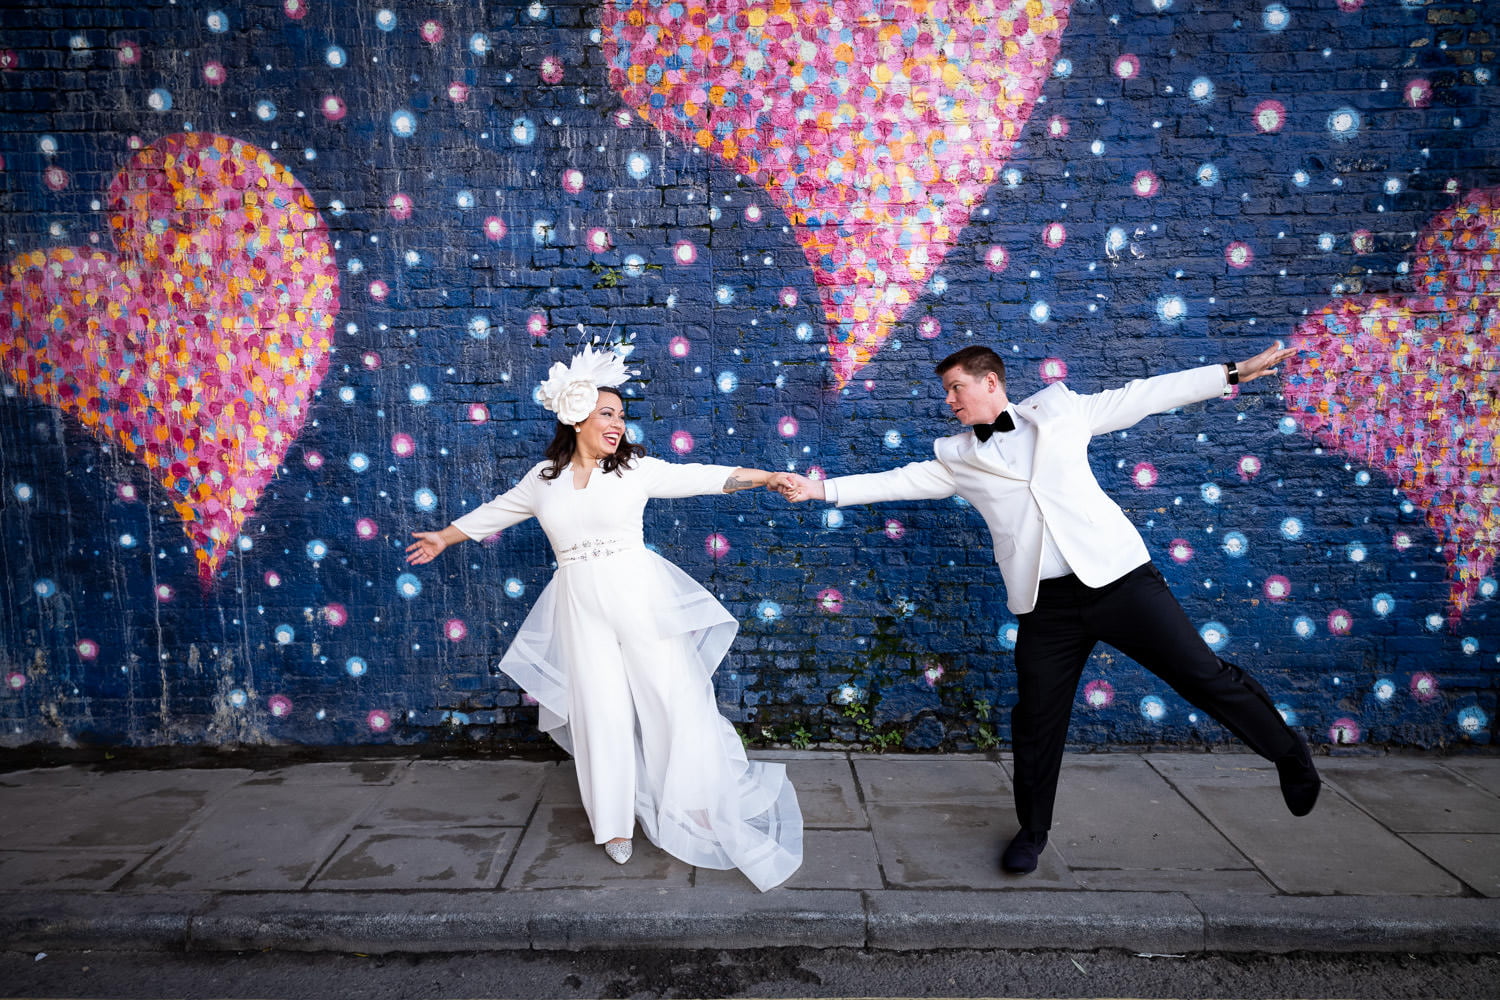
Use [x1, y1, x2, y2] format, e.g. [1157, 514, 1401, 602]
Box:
[406, 346, 802, 891]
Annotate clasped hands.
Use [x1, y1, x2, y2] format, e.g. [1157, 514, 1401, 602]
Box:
[765, 472, 823, 503]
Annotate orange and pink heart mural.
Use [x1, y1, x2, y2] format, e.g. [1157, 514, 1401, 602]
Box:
[0, 132, 339, 582]
[602, 0, 1070, 386]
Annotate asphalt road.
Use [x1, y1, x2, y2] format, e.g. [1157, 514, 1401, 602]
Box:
[3, 947, 1497, 999]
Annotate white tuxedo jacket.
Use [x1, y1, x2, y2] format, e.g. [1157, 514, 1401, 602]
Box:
[826, 364, 1229, 614]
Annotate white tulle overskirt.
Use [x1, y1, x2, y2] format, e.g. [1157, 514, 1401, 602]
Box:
[496, 546, 802, 892]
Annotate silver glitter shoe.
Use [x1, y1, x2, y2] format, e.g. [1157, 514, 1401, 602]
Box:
[604, 839, 633, 865]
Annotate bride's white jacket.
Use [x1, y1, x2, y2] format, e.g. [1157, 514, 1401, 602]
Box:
[824, 364, 1229, 615]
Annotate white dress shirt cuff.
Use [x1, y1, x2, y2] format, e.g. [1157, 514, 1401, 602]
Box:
[823, 477, 842, 505]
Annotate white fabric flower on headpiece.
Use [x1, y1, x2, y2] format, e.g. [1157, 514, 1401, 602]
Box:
[536, 344, 635, 426]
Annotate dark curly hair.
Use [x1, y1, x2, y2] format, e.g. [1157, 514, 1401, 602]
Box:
[538, 386, 646, 481]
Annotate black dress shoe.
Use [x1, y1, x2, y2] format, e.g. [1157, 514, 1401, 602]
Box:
[1000, 829, 1048, 874]
[1276, 733, 1321, 817]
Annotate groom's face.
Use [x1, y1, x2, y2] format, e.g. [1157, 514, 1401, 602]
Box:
[941, 368, 1006, 426]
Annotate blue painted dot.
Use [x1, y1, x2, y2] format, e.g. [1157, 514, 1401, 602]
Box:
[34, 578, 57, 599]
[345, 656, 368, 677]
[997, 621, 1019, 650]
[1140, 695, 1167, 721]
[306, 540, 328, 562]
[274, 624, 295, 645]
[396, 573, 422, 599]
[413, 489, 437, 512]
[756, 600, 782, 621]
[504, 577, 525, 598]
[389, 110, 416, 137]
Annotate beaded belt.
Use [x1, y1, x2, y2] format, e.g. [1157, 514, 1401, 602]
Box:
[554, 536, 645, 567]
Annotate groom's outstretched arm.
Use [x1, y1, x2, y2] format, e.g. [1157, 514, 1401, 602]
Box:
[778, 459, 957, 506]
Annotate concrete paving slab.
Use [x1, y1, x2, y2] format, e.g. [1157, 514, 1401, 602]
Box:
[1442, 757, 1500, 797]
[310, 827, 517, 890]
[854, 756, 1007, 804]
[528, 888, 866, 950]
[1054, 756, 1251, 870]
[865, 889, 1204, 954]
[866, 801, 1078, 889]
[237, 760, 406, 787]
[500, 803, 693, 889]
[536, 761, 584, 805]
[0, 769, 251, 849]
[1192, 892, 1500, 954]
[0, 764, 95, 786]
[1069, 867, 1277, 894]
[193, 891, 532, 953]
[359, 759, 548, 828]
[1320, 758, 1500, 833]
[0, 850, 150, 890]
[117, 782, 383, 891]
[0, 890, 211, 952]
[694, 828, 883, 891]
[1157, 760, 1466, 896]
[780, 756, 864, 828]
[1403, 833, 1500, 897]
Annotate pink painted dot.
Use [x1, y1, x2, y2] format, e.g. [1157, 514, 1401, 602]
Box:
[586, 227, 612, 253]
[368, 280, 390, 301]
[526, 312, 548, 337]
[116, 43, 139, 66]
[778, 416, 799, 437]
[467, 403, 490, 424]
[1113, 54, 1141, 79]
[816, 588, 844, 614]
[1335, 0, 1364, 10]
[1225, 242, 1254, 268]
[362, 351, 382, 370]
[1410, 672, 1440, 703]
[116, 485, 138, 508]
[612, 109, 634, 128]
[1132, 462, 1159, 488]
[43, 167, 69, 191]
[445, 619, 468, 641]
[320, 95, 347, 121]
[1329, 717, 1362, 744]
[323, 603, 348, 626]
[779, 286, 799, 307]
[1043, 222, 1067, 248]
[668, 336, 690, 358]
[540, 55, 564, 84]
[521, 692, 539, 706]
[1047, 115, 1069, 138]
[303, 450, 325, 471]
[6, 671, 27, 691]
[447, 81, 469, 103]
[863, 380, 875, 391]
[1040, 357, 1068, 384]
[1404, 79, 1432, 108]
[391, 433, 415, 458]
[155, 584, 175, 603]
[420, 20, 443, 43]
[1169, 539, 1194, 563]
[283, 0, 307, 18]
[1392, 531, 1413, 551]
[483, 216, 507, 241]
[1352, 230, 1374, 254]
[1253, 100, 1286, 133]
[885, 519, 905, 541]
[983, 245, 1009, 273]
[202, 61, 226, 86]
[918, 316, 941, 339]
[268, 694, 293, 717]
[562, 168, 584, 193]
[127, 135, 143, 149]
[1263, 575, 1292, 601]
[1084, 679, 1115, 708]
[367, 709, 392, 732]
[1237, 455, 1262, 480]
[923, 663, 945, 686]
[1132, 171, 1160, 197]
[264, 571, 282, 588]
[1327, 609, 1353, 635]
[388, 193, 413, 221]
[705, 534, 730, 559]
[807, 466, 826, 481]
[355, 518, 379, 540]
[76, 639, 99, 659]
[744, 204, 763, 223]
[673, 240, 698, 265]
[670, 430, 694, 455]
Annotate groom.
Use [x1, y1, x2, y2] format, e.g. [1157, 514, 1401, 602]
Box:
[778, 342, 1321, 874]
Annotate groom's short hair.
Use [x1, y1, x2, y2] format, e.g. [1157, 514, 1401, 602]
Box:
[936, 346, 1007, 389]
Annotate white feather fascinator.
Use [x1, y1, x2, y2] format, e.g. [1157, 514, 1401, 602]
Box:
[536, 344, 637, 426]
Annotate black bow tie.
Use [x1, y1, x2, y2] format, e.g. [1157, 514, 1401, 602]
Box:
[974, 411, 1016, 442]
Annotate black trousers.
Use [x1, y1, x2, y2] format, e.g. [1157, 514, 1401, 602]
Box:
[1010, 562, 1300, 832]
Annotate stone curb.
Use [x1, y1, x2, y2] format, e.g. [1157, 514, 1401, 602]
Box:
[3, 890, 1498, 955]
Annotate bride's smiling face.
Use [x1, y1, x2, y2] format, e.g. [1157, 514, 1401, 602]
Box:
[574, 389, 626, 461]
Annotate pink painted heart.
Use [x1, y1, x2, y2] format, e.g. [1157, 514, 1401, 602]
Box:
[0, 133, 339, 581]
[1282, 186, 1498, 624]
[602, 0, 1071, 385]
